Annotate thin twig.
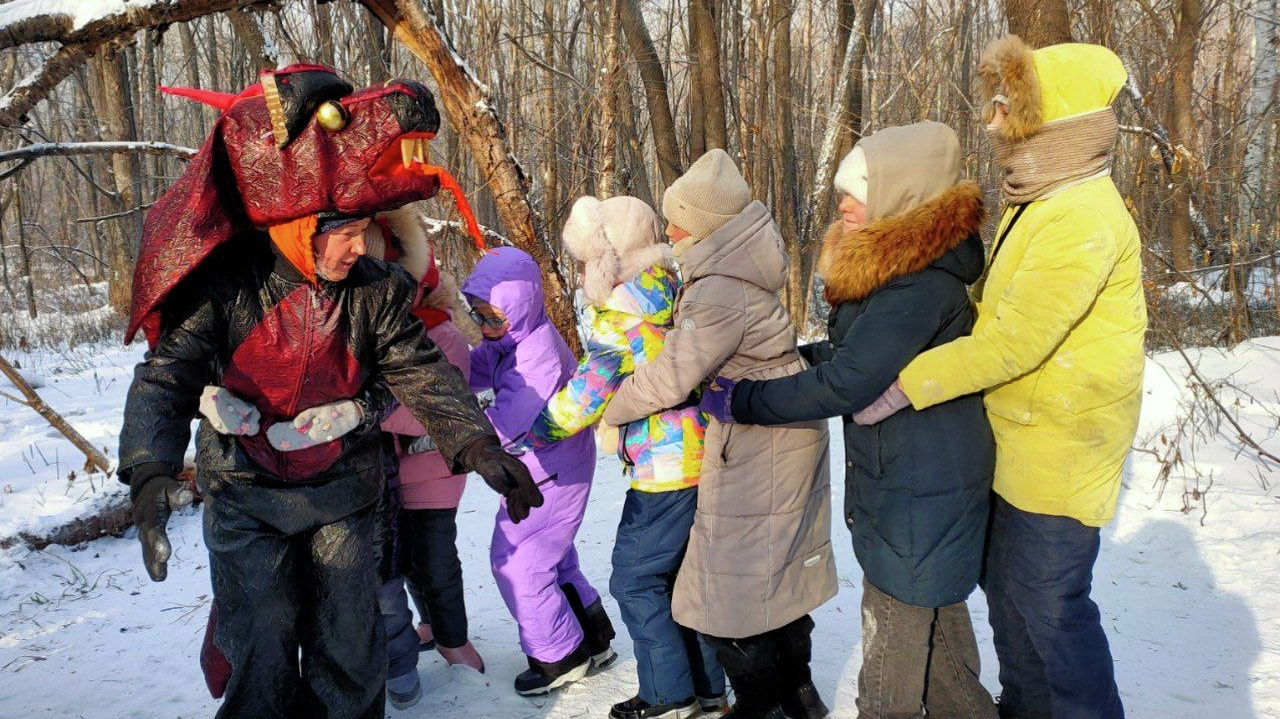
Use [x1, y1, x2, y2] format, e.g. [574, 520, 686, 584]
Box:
[1172, 344, 1280, 465]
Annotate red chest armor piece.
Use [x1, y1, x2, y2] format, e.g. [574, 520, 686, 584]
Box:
[222, 285, 362, 480]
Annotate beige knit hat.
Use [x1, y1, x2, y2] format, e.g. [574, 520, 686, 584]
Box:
[662, 149, 751, 239]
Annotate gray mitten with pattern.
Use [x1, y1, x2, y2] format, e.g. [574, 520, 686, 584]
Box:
[198, 385, 261, 435]
[267, 399, 364, 452]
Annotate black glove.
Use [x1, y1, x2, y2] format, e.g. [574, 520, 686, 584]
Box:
[458, 437, 544, 523]
[130, 474, 194, 582]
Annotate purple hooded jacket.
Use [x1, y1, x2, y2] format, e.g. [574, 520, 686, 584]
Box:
[462, 248, 595, 483]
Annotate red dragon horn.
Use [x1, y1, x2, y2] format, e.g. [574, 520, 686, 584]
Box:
[159, 85, 240, 111]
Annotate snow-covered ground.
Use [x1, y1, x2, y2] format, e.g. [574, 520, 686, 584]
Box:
[0, 338, 1277, 718]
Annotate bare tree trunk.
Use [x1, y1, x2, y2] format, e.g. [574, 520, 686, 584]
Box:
[363, 0, 581, 354]
[313, 0, 336, 68]
[767, 0, 802, 325]
[620, 0, 681, 189]
[0, 187, 13, 302]
[1003, 0, 1073, 47]
[690, 0, 728, 152]
[618, 63, 655, 206]
[1169, 0, 1203, 271]
[204, 16, 224, 92]
[832, 0, 877, 161]
[13, 184, 37, 319]
[599, 0, 621, 198]
[93, 45, 144, 314]
[1242, 0, 1278, 253]
[539, 0, 560, 230]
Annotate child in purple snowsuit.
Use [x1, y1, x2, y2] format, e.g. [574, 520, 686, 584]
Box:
[462, 247, 617, 696]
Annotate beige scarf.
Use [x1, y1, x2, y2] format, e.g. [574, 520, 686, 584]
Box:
[989, 108, 1118, 203]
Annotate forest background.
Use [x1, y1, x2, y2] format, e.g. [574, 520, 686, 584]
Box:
[0, 0, 1276, 354]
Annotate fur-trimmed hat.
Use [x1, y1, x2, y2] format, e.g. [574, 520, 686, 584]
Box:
[562, 195, 672, 306]
[978, 35, 1128, 142]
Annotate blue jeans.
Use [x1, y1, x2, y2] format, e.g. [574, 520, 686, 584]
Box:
[610, 487, 726, 705]
[982, 495, 1124, 719]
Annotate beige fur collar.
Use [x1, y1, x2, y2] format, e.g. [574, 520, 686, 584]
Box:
[819, 182, 985, 305]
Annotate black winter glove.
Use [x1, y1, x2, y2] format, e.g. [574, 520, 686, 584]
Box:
[458, 437, 544, 523]
[130, 474, 194, 582]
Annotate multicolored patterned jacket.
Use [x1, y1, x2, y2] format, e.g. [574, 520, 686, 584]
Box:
[530, 266, 706, 492]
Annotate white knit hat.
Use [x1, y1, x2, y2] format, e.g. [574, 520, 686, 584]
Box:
[662, 149, 751, 239]
[833, 145, 868, 204]
[562, 195, 671, 306]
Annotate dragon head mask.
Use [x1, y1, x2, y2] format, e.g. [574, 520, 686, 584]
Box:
[127, 64, 483, 347]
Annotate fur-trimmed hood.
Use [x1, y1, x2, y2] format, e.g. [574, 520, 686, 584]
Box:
[820, 182, 986, 305]
[978, 35, 1128, 143]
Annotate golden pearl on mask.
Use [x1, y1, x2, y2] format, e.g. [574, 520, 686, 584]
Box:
[315, 101, 349, 132]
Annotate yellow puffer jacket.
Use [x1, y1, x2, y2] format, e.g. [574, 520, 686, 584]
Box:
[898, 42, 1147, 527]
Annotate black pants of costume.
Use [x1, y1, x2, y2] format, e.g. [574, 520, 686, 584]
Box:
[203, 482, 384, 719]
[704, 614, 816, 719]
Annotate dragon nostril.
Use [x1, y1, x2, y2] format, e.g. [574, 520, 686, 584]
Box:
[387, 80, 441, 135]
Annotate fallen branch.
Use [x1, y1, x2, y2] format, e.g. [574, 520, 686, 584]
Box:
[0, 141, 196, 164]
[0, 0, 271, 126]
[0, 353, 111, 474]
[5, 465, 198, 551]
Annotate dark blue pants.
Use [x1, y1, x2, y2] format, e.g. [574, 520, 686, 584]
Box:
[401, 507, 470, 648]
[378, 576, 422, 682]
[610, 487, 725, 705]
[982, 495, 1124, 719]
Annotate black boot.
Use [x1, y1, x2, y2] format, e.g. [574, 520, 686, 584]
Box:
[773, 616, 827, 719]
[779, 683, 828, 719]
[560, 583, 617, 669]
[720, 666, 785, 719]
[610, 696, 700, 719]
[513, 640, 591, 696]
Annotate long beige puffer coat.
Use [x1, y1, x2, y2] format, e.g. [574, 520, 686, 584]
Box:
[604, 201, 836, 639]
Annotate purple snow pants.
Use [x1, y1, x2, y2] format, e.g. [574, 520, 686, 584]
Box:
[491, 456, 600, 664]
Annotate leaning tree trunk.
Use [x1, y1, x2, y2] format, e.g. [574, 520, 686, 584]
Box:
[620, 0, 682, 189]
[362, 0, 581, 354]
[1003, 0, 1073, 47]
[226, 6, 277, 72]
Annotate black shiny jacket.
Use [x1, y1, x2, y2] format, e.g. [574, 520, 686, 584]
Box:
[118, 233, 494, 503]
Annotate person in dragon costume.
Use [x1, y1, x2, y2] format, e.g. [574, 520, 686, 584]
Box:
[116, 64, 543, 719]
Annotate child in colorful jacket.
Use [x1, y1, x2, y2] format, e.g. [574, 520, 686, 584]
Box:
[462, 246, 617, 696]
[529, 196, 727, 719]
